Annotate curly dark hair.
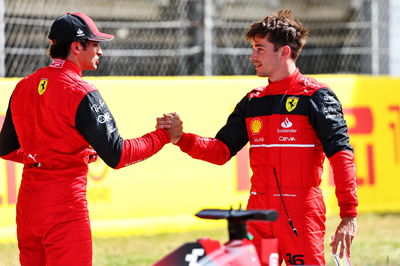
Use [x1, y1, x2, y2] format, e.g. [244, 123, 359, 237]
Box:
[246, 10, 308, 60]
[48, 40, 89, 59]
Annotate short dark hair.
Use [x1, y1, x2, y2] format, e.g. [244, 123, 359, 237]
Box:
[48, 40, 89, 59]
[246, 10, 308, 60]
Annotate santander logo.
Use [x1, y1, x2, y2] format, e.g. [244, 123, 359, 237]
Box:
[281, 117, 293, 128]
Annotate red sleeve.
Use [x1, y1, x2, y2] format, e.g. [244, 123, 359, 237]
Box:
[1, 149, 28, 164]
[175, 132, 230, 165]
[329, 150, 358, 218]
[115, 128, 170, 169]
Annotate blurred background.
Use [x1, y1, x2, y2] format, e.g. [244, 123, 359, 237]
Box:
[1, 0, 399, 77]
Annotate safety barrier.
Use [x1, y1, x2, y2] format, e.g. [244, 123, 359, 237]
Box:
[1, 75, 399, 242]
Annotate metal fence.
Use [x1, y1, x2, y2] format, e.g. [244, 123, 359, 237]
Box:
[0, 0, 393, 77]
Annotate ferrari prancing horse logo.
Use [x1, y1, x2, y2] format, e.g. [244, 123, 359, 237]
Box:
[286, 96, 299, 112]
[38, 78, 48, 95]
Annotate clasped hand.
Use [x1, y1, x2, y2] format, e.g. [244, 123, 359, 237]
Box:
[156, 112, 183, 144]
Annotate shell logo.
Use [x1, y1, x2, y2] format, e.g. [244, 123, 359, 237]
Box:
[250, 118, 263, 134]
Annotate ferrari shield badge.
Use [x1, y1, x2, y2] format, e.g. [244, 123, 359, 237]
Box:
[285, 96, 299, 112]
[37, 78, 48, 95]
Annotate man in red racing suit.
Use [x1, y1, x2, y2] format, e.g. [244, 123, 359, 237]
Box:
[159, 10, 358, 265]
[0, 13, 181, 265]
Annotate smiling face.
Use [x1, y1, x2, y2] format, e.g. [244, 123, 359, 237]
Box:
[249, 35, 281, 78]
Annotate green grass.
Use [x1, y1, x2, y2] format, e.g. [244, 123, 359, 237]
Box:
[1, 213, 399, 266]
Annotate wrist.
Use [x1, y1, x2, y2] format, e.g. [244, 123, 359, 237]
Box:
[171, 133, 182, 144]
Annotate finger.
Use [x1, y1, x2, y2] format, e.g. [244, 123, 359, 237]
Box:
[156, 125, 170, 129]
[156, 119, 172, 129]
[339, 239, 345, 258]
[157, 117, 172, 122]
[344, 234, 353, 257]
[163, 113, 174, 118]
[157, 119, 172, 125]
[330, 242, 338, 255]
[157, 121, 172, 126]
[330, 235, 339, 255]
[156, 124, 172, 129]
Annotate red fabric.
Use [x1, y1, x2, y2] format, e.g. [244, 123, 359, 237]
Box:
[9, 59, 169, 265]
[175, 132, 231, 165]
[11, 59, 95, 170]
[72, 12, 114, 41]
[177, 69, 357, 265]
[198, 238, 222, 254]
[247, 192, 326, 265]
[329, 150, 358, 218]
[10, 59, 95, 265]
[18, 214, 92, 265]
[1, 149, 28, 163]
[260, 238, 279, 266]
[244, 70, 352, 265]
[116, 128, 169, 169]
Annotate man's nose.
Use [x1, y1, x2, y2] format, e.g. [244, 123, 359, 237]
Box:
[249, 52, 256, 61]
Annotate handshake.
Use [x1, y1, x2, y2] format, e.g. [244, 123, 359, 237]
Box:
[156, 112, 183, 144]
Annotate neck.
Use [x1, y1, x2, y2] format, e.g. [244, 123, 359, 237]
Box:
[269, 61, 297, 83]
[66, 54, 82, 71]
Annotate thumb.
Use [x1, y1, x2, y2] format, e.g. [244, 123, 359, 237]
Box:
[330, 235, 339, 255]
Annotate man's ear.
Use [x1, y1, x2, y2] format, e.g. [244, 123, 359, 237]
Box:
[280, 45, 292, 59]
[70, 41, 80, 54]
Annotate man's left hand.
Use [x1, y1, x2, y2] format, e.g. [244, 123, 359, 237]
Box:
[330, 217, 357, 259]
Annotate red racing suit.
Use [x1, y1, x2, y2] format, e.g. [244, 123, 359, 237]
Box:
[175, 68, 358, 265]
[0, 59, 169, 265]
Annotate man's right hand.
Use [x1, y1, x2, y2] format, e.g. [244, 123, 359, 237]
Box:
[156, 112, 183, 144]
